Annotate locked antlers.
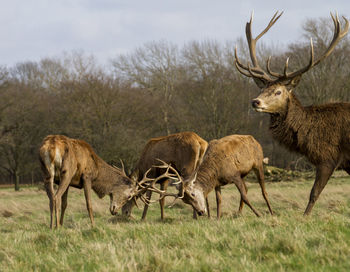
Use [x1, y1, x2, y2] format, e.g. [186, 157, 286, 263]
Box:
[134, 159, 184, 205]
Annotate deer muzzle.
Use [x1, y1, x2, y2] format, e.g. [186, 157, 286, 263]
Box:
[251, 99, 261, 108]
[110, 203, 119, 215]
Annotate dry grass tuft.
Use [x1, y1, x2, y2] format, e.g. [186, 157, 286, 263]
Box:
[2, 210, 14, 218]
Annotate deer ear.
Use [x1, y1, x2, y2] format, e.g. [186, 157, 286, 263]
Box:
[191, 172, 197, 185]
[184, 172, 197, 187]
[286, 75, 302, 92]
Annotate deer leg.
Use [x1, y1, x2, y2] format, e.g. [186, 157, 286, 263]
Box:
[59, 187, 69, 226]
[254, 166, 273, 215]
[215, 186, 222, 219]
[44, 178, 55, 229]
[159, 180, 169, 220]
[304, 163, 335, 216]
[141, 190, 152, 221]
[54, 170, 72, 228]
[233, 176, 261, 217]
[206, 197, 210, 218]
[83, 178, 95, 227]
[238, 182, 248, 214]
[54, 185, 71, 228]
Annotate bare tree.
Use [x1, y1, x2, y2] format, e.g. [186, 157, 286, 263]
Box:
[113, 41, 181, 135]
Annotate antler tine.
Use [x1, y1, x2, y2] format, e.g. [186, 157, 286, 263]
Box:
[234, 60, 253, 77]
[167, 187, 185, 208]
[119, 159, 126, 176]
[255, 11, 284, 41]
[134, 168, 154, 196]
[286, 13, 348, 80]
[266, 56, 284, 78]
[139, 194, 154, 205]
[283, 57, 290, 77]
[234, 46, 253, 77]
[152, 158, 173, 169]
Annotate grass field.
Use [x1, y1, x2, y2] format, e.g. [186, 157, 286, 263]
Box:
[1, 174, 350, 272]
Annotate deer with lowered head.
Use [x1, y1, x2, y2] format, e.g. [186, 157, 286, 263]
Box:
[122, 131, 208, 220]
[235, 12, 350, 215]
[183, 135, 273, 218]
[39, 135, 138, 228]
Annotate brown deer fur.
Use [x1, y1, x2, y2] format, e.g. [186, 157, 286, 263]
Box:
[270, 92, 350, 166]
[261, 87, 350, 215]
[183, 135, 273, 218]
[122, 131, 208, 220]
[39, 135, 136, 228]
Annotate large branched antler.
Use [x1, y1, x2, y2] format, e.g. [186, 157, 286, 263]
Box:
[235, 11, 283, 87]
[134, 159, 184, 206]
[235, 11, 349, 87]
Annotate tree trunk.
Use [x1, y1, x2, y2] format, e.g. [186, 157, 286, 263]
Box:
[14, 172, 20, 191]
[162, 108, 171, 136]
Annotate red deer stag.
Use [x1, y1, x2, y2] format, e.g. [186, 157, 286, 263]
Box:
[122, 131, 208, 220]
[183, 135, 273, 218]
[39, 135, 137, 228]
[235, 12, 350, 215]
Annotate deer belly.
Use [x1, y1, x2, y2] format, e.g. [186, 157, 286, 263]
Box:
[69, 174, 84, 189]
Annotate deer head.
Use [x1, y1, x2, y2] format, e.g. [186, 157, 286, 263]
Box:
[109, 179, 138, 215]
[108, 161, 138, 215]
[235, 11, 349, 114]
[182, 172, 207, 216]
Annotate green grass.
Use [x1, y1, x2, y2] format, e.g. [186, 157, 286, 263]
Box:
[1, 175, 350, 272]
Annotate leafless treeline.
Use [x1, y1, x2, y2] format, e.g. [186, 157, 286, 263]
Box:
[1, 16, 350, 189]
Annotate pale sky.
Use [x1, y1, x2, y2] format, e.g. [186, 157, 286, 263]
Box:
[1, 0, 349, 67]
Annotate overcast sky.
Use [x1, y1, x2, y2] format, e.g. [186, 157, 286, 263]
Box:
[1, 0, 349, 67]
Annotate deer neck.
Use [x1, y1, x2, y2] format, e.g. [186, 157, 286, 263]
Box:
[91, 159, 120, 198]
[195, 159, 219, 197]
[269, 93, 308, 154]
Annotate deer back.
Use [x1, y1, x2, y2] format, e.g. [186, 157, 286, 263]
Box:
[133, 131, 208, 180]
[192, 135, 263, 194]
[39, 135, 99, 189]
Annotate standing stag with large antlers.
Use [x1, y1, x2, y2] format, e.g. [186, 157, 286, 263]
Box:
[235, 12, 350, 215]
[39, 135, 137, 228]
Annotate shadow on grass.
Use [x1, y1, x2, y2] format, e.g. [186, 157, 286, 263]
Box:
[108, 214, 137, 224]
[155, 217, 176, 224]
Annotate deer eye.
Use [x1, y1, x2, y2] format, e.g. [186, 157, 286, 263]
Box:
[275, 90, 281, 95]
[191, 193, 196, 197]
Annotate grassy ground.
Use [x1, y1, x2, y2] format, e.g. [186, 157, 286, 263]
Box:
[1, 175, 350, 272]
